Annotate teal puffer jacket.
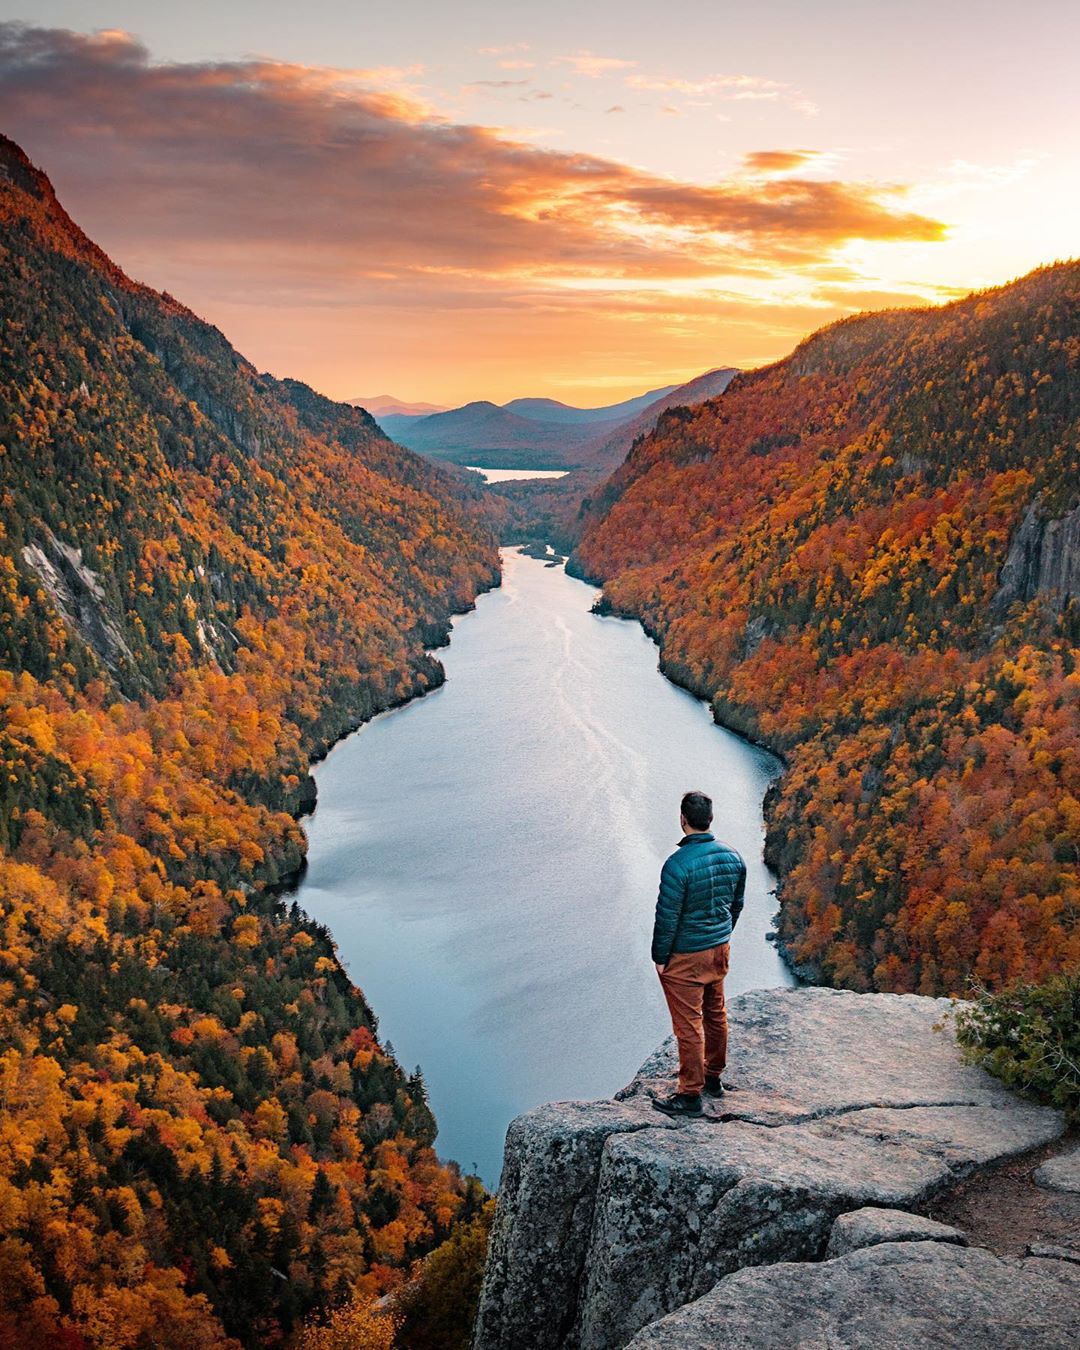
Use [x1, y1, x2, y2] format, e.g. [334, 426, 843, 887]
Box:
[651, 832, 746, 966]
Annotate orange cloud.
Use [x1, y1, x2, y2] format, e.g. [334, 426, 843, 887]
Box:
[0, 22, 949, 401]
[0, 24, 943, 280]
[557, 51, 637, 78]
[743, 149, 820, 174]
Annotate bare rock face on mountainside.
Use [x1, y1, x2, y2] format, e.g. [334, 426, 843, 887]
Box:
[995, 498, 1080, 611]
[473, 987, 1075, 1350]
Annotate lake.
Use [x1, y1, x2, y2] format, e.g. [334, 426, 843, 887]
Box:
[293, 548, 792, 1184]
[466, 466, 569, 483]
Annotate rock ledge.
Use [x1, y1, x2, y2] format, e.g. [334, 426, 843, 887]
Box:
[825, 1205, 967, 1257]
[473, 987, 1069, 1350]
[1035, 1146, 1080, 1194]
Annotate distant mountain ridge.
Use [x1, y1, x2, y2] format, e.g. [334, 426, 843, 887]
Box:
[348, 393, 447, 416]
[370, 381, 718, 470]
[502, 386, 678, 425]
[376, 399, 627, 468]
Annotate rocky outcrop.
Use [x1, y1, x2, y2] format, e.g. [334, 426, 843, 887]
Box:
[473, 988, 1069, 1350]
[1029, 1243, 1080, 1265]
[624, 1242, 1080, 1349]
[824, 1205, 966, 1257]
[22, 530, 138, 678]
[1040, 504, 1080, 599]
[994, 498, 1080, 612]
[1035, 1146, 1080, 1194]
[473, 1102, 683, 1350]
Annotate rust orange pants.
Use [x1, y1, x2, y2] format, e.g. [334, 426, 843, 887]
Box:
[658, 942, 730, 1096]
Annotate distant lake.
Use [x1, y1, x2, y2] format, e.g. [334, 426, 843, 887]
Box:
[292, 549, 791, 1185]
[467, 466, 569, 483]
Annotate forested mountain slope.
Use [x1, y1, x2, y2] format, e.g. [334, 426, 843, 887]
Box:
[572, 366, 739, 473]
[0, 135, 498, 1348]
[576, 262, 1080, 996]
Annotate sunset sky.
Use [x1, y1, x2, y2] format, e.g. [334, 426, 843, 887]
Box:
[1, 2, 1077, 405]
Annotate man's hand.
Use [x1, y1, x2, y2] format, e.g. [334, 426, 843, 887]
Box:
[655, 962, 666, 977]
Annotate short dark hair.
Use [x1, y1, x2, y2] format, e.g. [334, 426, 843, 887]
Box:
[681, 790, 713, 831]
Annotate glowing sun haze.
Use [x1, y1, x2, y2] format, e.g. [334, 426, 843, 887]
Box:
[2, 1, 1077, 406]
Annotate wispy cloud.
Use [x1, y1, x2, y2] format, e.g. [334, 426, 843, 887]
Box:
[557, 50, 637, 78]
[936, 156, 1040, 193]
[627, 71, 817, 115]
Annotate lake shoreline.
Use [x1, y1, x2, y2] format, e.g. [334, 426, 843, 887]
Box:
[283, 566, 506, 841]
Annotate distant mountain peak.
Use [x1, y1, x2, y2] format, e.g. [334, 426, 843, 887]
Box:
[0, 133, 48, 198]
[349, 394, 447, 416]
[502, 386, 680, 426]
[372, 374, 739, 471]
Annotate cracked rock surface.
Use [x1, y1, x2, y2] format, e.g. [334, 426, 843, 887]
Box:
[623, 1241, 1080, 1349]
[473, 988, 1067, 1350]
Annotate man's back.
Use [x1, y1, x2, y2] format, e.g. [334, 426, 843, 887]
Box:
[651, 795, 744, 1118]
[651, 831, 746, 966]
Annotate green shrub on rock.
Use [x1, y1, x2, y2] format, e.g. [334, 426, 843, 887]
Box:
[953, 973, 1080, 1118]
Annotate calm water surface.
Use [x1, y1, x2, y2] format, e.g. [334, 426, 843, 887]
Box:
[294, 548, 791, 1183]
[466, 466, 568, 483]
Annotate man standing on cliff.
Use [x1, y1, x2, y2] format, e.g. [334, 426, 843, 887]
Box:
[651, 790, 746, 1118]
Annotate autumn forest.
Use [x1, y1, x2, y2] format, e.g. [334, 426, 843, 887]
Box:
[1, 79, 1079, 1350]
[574, 263, 1080, 994]
[0, 136, 498, 1348]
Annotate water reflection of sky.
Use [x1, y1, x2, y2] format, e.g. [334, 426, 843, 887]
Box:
[466, 466, 568, 483]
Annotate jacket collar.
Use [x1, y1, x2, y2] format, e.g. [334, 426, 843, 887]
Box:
[678, 831, 715, 847]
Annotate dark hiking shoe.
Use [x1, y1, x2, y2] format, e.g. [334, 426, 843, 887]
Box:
[703, 1074, 726, 1097]
[651, 1092, 704, 1118]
